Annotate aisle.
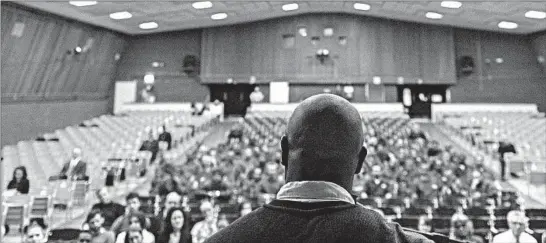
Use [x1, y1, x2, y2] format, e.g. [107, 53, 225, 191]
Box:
[200, 118, 240, 148]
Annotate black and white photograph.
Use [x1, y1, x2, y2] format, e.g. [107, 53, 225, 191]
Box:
[1, 1, 545, 243]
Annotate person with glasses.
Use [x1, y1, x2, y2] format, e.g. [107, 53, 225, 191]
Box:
[493, 210, 537, 243]
[115, 212, 155, 243]
[87, 210, 116, 243]
[449, 213, 484, 243]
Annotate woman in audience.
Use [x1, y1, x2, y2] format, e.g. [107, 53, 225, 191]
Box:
[157, 207, 192, 243]
[87, 210, 116, 243]
[115, 212, 155, 243]
[449, 213, 484, 243]
[7, 166, 30, 194]
[124, 226, 145, 243]
[417, 216, 434, 233]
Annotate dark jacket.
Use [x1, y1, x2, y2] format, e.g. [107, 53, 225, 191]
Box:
[59, 160, 87, 179]
[7, 178, 29, 194]
[158, 132, 172, 150]
[205, 200, 433, 243]
[88, 202, 125, 228]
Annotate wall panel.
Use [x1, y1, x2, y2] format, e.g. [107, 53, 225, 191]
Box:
[1, 3, 128, 101]
[201, 14, 456, 85]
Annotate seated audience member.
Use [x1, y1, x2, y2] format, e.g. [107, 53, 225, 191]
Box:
[202, 170, 229, 192]
[158, 125, 172, 150]
[158, 207, 192, 243]
[24, 222, 48, 243]
[409, 124, 427, 140]
[191, 201, 218, 243]
[58, 147, 88, 180]
[149, 192, 182, 237]
[87, 210, 116, 243]
[239, 202, 253, 218]
[79, 230, 93, 243]
[493, 211, 537, 243]
[449, 214, 484, 243]
[111, 193, 145, 234]
[7, 166, 30, 194]
[115, 212, 155, 243]
[256, 162, 283, 194]
[204, 94, 432, 243]
[417, 216, 434, 233]
[124, 226, 146, 243]
[156, 174, 184, 197]
[89, 188, 125, 229]
[140, 131, 159, 163]
[217, 214, 229, 231]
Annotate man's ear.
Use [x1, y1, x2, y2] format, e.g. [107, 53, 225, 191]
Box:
[281, 136, 289, 167]
[355, 146, 367, 174]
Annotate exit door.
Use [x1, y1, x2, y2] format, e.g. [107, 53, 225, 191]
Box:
[209, 84, 254, 117]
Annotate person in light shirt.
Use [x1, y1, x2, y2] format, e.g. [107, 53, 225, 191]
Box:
[493, 210, 537, 243]
[58, 147, 88, 180]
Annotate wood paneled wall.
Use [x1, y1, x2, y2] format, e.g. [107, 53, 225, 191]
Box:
[114, 30, 210, 102]
[451, 29, 546, 111]
[531, 33, 546, 75]
[1, 3, 128, 102]
[201, 13, 456, 85]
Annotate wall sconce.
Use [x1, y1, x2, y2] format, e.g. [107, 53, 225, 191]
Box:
[316, 49, 330, 64]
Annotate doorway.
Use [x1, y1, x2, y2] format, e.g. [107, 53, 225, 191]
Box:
[209, 84, 254, 117]
[396, 85, 450, 119]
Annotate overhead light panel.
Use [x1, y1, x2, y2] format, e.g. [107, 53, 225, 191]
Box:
[69, 1, 97, 7]
[192, 1, 213, 9]
[353, 3, 371, 11]
[211, 13, 228, 20]
[139, 22, 158, 30]
[498, 21, 518, 29]
[440, 1, 462, 9]
[282, 3, 299, 11]
[109, 11, 132, 20]
[425, 12, 443, 19]
[525, 10, 546, 19]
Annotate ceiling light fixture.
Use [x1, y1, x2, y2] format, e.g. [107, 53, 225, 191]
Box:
[192, 1, 213, 9]
[440, 1, 462, 9]
[498, 21, 518, 29]
[282, 3, 299, 11]
[139, 22, 158, 30]
[425, 12, 443, 19]
[353, 3, 371, 11]
[109, 11, 132, 20]
[211, 13, 228, 20]
[525, 10, 546, 19]
[68, 1, 97, 7]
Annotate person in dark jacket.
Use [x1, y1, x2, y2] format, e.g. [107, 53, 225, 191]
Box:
[7, 166, 30, 194]
[140, 131, 159, 163]
[158, 125, 172, 150]
[205, 94, 432, 243]
[88, 188, 125, 229]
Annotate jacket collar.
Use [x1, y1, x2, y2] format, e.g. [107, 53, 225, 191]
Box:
[276, 181, 356, 204]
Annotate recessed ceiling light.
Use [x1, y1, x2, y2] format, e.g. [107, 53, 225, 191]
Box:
[211, 13, 228, 20]
[353, 3, 371, 11]
[525, 10, 546, 19]
[69, 1, 97, 7]
[192, 1, 213, 9]
[282, 3, 299, 11]
[498, 21, 518, 29]
[440, 1, 462, 9]
[426, 12, 443, 19]
[139, 22, 158, 30]
[109, 11, 132, 20]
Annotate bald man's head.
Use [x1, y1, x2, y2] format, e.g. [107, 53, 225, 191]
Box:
[281, 94, 366, 190]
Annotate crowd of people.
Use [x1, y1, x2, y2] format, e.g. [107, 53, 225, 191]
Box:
[6, 94, 544, 243]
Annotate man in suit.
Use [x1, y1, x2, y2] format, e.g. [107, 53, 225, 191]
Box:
[59, 147, 87, 180]
[205, 94, 432, 243]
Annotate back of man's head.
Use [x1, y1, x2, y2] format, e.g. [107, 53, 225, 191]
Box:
[281, 94, 366, 190]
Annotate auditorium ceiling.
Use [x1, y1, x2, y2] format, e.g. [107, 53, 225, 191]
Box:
[17, 1, 546, 35]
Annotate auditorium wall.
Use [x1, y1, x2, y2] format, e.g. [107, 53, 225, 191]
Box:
[1, 100, 109, 147]
[200, 13, 456, 85]
[531, 32, 546, 75]
[1, 2, 127, 100]
[114, 30, 209, 102]
[451, 29, 546, 111]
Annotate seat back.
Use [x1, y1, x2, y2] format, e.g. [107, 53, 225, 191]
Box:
[3, 204, 26, 226]
[30, 196, 52, 218]
[70, 181, 88, 205]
